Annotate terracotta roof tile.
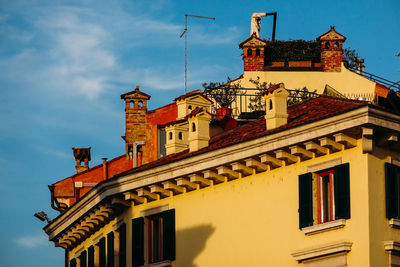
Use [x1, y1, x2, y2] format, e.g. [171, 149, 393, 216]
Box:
[115, 95, 368, 178]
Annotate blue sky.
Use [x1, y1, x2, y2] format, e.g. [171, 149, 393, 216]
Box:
[0, 0, 399, 266]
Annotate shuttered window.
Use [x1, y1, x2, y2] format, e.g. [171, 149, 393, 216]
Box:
[386, 163, 400, 219]
[162, 209, 176, 261]
[132, 217, 144, 267]
[79, 251, 87, 267]
[99, 237, 106, 267]
[107, 232, 114, 267]
[117, 223, 126, 267]
[299, 163, 350, 229]
[88, 246, 94, 267]
[299, 172, 313, 228]
[132, 208, 176, 265]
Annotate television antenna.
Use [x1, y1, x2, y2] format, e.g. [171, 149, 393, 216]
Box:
[180, 14, 215, 94]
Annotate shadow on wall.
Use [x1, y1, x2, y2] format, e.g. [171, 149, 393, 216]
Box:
[176, 224, 215, 267]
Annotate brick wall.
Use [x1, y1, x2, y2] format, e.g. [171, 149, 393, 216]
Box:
[243, 47, 265, 71]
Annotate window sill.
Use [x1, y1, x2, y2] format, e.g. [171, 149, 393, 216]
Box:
[389, 218, 400, 229]
[302, 219, 346, 235]
[143, 260, 171, 267]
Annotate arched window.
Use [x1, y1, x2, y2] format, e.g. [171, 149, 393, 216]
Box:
[256, 48, 261, 56]
[192, 122, 196, 132]
[130, 101, 134, 108]
[169, 132, 173, 140]
[333, 41, 340, 49]
[324, 42, 330, 49]
[178, 132, 183, 140]
[138, 101, 143, 108]
[269, 99, 273, 110]
[247, 48, 252, 56]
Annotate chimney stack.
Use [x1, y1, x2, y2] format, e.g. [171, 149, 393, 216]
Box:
[72, 147, 91, 173]
[263, 83, 289, 130]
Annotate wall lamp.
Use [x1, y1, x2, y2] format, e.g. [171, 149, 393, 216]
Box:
[34, 211, 51, 223]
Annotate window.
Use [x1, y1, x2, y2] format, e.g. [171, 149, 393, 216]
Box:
[247, 48, 252, 56]
[192, 123, 196, 132]
[88, 246, 95, 267]
[299, 163, 350, 229]
[178, 132, 183, 140]
[334, 41, 340, 49]
[132, 209, 176, 267]
[385, 163, 400, 219]
[256, 48, 261, 56]
[324, 41, 330, 49]
[70, 258, 77, 267]
[98, 237, 106, 267]
[79, 251, 87, 267]
[107, 232, 114, 267]
[158, 128, 166, 158]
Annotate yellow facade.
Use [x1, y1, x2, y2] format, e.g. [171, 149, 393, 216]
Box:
[46, 100, 400, 266]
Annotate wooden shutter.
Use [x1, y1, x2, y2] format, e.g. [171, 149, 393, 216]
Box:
[99, 237, 106, 267]
[107, 232, 114, 267]
[79, 251, 87, 267]
[299, 173, 313, 228]
[118, 223, 126, 267]
[88, 246, 94, 267]
[132, 217, 144, 267]
[386, 163, 399, 219]
[334, 163, 350, 219]
[70, 258, 77, 267]
[162, 209, 176, 261]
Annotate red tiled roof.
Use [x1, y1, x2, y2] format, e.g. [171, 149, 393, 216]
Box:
[115, 96, 368, 178]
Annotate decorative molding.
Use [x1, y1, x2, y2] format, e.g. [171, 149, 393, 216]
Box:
[307, 158, 342, 173]
[302, 219, 346, 235]
[384, 241, 400, 252]
[389, 219, 400, 229]
[291, 241, 352, 262]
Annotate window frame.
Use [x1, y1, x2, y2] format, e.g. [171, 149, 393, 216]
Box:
[316, 169, 335, 224]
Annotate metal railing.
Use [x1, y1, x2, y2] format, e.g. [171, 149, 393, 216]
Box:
[348, 67, 400, 91]
[205, 88, 319, 119]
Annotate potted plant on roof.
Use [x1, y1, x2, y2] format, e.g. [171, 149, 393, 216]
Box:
[203, 77, 242, 119]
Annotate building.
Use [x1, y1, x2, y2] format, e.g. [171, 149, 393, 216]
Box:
[43, 26, 400, 267]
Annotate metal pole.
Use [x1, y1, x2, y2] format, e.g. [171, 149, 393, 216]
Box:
[185, 15, 187, 94]
[180, 14, 215, 95]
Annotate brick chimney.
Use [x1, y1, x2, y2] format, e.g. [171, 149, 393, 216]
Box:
[317, 26, 346, 72]
[239, 33, 268, 72]
[263, 83, 289, 130]
[72, 147, 91, 173]
[120, 86, 151, 160]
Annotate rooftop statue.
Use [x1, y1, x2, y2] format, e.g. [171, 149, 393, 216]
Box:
[250, 12, 267, 37]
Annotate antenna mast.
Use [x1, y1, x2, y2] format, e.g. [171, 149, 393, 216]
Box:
[180, 14, 215, 94]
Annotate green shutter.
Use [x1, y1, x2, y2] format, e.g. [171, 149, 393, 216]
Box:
[162, 209, 176, 261]
[88, 246, 94, 267]
[118, 223, 126, 267]
[299, 173, 313, 228]
[334, 163, 350, 219]
[107, 231, 114, 267]
[70, 258, 77, 267]
[386, 163, 399, 219]
[79, 251, 87, 267]
[132, 217, 144, 267]
[99, 237, 106, 267]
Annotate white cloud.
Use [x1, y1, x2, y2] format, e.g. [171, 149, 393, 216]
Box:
[14, 234, 47, 248]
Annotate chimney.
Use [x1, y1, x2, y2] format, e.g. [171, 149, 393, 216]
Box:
[175, 90, 212, 119]
[187, 108, 212, 152]
[263, 83, 289, 130]
[72, 147, 91, 173]
[317, 26, 346, 72]
[165, 122, 189, 155]
[120, 86, 151, 161]
[239, 33, 268, 72]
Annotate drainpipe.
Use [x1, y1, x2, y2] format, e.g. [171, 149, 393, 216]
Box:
[102, 158, 108, 180]
[133, 141, 146, 168]
[48, 185, 64, 213]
